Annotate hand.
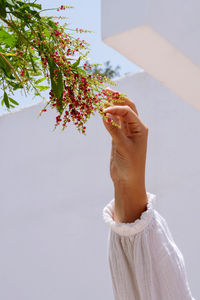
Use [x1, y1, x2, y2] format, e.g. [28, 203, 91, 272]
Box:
[102, 89, 149, 223]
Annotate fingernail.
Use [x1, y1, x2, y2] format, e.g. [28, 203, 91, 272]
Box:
[105, 113, 112, 124]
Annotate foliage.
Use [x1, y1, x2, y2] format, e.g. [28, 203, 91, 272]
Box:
[0, 0, 127, 134]
[89, 60, 121, 79]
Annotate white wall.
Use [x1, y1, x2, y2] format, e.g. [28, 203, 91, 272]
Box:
[1, 71, 200, 299]
[0, 104, 114, 300]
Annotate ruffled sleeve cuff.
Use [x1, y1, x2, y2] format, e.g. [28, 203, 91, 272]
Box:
[102, 192, 156, 237]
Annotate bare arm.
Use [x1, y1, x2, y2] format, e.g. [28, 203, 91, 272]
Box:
[102, 89, 194, 300]
[103, 90, 148, 223]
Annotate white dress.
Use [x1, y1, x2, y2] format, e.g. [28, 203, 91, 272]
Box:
[103, 192, 194, 300]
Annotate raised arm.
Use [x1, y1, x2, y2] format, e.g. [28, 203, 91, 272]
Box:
[102, 90, 194, 300]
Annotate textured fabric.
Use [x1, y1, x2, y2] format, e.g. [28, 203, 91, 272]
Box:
[103, 193, 194, 300]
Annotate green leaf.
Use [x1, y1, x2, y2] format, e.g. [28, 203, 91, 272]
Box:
[25, 70, 30, 79]
[30, 71, 42, 77]
[32, 57, 39, 61]
[10, 82, 23, 90]
[1, 98, 4, 106]
[3, 91, 9, 108]
[6, 0, 15, 5]
[0, 56, 14, 79]
[9, 104, 15, 108]
[72, 57, 81, 69]
[28, 3, 42, 10]
[0, 29, 17, 47]
[13, 2, 41, 20]
[0, 0, 6, 18]
[9, 97, 19, 105]
[47, 20, 57, 30]
[29, 52, 37, 73]
[48, 58, 64, 112]
[43, 28, 51, 39]
[35, 85, 49, 91]
[76, 67, 87, 75]
[35, 78, 46, 85]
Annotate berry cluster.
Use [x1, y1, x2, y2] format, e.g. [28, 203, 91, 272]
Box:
[20, 68, 27, 77]
[57, 5, 71, 12]
[0, 1, 128, 134]
[36, 19, 125, 134]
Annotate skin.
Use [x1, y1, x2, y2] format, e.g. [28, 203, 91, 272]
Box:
[102, 88, 148, 223]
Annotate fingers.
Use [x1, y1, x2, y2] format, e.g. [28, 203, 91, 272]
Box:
[103, 105, 147, 141]
[102, 89, 144, 143]
[102, 112, 125, 145]
[104, 88, 139, 116]
[104, 105, 139, 124]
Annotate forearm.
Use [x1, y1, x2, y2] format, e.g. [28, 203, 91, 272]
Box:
[113, 178, 148, 223]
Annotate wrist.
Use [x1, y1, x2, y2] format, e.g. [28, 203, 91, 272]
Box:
[113, 180, 147, 223]
[113, 174, 146, 191]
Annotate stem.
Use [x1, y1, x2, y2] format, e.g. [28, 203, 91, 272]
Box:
[39, 8, 58, 13]
[0, 52, 16, 56]
[0, 52, 26, 64]
[0, 53, 27, 96]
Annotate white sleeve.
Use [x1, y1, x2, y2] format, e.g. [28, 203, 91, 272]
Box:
[103, 192, 194, 300]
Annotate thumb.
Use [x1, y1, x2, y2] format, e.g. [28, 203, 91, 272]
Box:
[102, 113, 124, 144]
